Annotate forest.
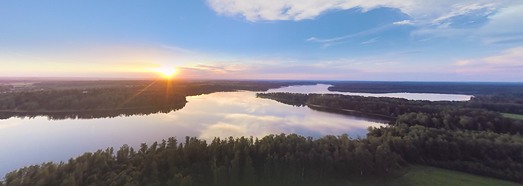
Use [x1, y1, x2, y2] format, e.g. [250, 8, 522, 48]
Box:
[0, 80, 313, 120]
[2, 134, 404, 186]
[2, 81, 523, 185]
[3, 126, 522, 185]
[257, 93, 523, 134]
[0, 87, 187, 120]
[256, 92, 523, 182]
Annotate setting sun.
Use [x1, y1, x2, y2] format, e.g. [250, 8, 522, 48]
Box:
[154, 66, 178, 78]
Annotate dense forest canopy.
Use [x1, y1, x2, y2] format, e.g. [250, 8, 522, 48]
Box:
[256, 91, 523, 182]
[2, 134, 404, 186]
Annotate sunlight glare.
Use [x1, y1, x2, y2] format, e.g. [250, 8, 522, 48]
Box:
[154, 66, 178, 78]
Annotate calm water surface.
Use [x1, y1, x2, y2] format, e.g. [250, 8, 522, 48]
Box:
[267, 84, 472, 101]
[0, 84, 471, 176]
[0, 89, 383, 176]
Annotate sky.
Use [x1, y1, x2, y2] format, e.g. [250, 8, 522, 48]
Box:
[1, 0, 522, 81]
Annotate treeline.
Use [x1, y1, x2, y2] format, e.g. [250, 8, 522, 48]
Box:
[176, 80, 315, 97]
[327, 81, 523, 96]
[0, 88, 186, 111]
[4, 127, 522, 185]
[368, 125, 523, 182]
[257, 93, 523, 134]
[2, 134, 402, 186]
[30, 80, 315, 96]
[395, 110, 523, 134]
[0, 87, 187, 120]
[257, 92, 523, 182]
[0, 106, 185, 120]
[466, 95, 523, 114]
[0, 80, 314, 120]
[256, 93, 309, 107]
[258, 93, 440, 117]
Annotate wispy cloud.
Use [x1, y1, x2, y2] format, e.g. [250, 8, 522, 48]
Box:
[411, 4, 523, 44]
[306, 24, 391, 47]
[477, 4, 523, 44]
[452, 46, 523, 77]
[431, 3, 496, 25]
[161, 45, 197, 55]
[207, 0, 515, 25]
[208, 0, 522, 47]
[361, 37, 379, 45]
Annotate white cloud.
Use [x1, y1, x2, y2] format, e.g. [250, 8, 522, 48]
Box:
[393, 20, 414, 25]
[207, 0, 517, 25]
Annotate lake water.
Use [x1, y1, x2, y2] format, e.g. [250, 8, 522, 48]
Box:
[267, 84, 472, 101]
[0, 84, 471, 176]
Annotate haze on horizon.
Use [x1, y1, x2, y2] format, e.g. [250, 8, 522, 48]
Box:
[1, 0, 522, 82]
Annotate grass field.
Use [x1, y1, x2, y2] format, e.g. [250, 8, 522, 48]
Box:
[502, 113, 523, 121]
[325, 165, 522, 186]
[387, 165, 522, 186]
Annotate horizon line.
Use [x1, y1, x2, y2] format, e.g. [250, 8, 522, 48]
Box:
[0, 77, 522, 83]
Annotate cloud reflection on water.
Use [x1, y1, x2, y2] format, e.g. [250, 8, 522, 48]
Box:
[0, 87, 386, 176]
[179, 91, 385, 140]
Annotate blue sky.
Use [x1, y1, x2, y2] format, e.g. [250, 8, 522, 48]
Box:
[1, 0, 522, 81]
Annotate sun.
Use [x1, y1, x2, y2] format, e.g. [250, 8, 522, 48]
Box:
[154, 66, 178, 79]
